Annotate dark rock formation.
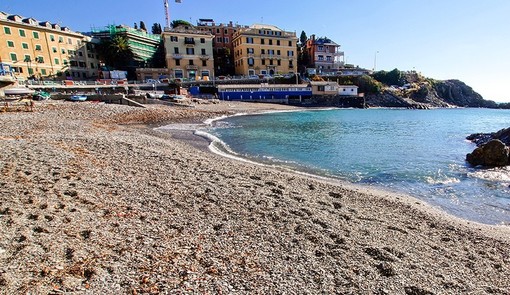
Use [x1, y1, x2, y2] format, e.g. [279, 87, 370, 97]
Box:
[466, 140, 509, 167]
[433, 80, 497, 108]
[466, 127, 510, 167]
[466, 127, 510, 147]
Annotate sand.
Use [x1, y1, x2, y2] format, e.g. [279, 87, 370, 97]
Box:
[0, 100, 509, 294]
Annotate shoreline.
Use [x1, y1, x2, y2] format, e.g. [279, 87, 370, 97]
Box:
[160, 106, 510, 227]
[1, 100, 510, 294]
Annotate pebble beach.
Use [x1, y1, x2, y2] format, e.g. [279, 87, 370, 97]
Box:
[1, 100, 509, 294]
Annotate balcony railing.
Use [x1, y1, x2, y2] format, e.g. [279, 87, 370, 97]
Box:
[199, 55, 210, 60]
[186, 65, 198, 70]
[172, 54, 183, 60]
[184, 39, 196, 45]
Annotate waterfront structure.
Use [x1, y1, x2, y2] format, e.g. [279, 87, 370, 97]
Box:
[310, 81, 358, 96]
[232, 24, 298, 77]
[196, 19, 246, 76]
[305, 35, 344, 75]
[0, 11, 100, 81]
[162, 25, 214, 80]
[90, 25, 162, 68]
[217, 83, 311, 101]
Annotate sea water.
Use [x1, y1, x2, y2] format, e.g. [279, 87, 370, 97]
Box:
[206, 108, 510, 225]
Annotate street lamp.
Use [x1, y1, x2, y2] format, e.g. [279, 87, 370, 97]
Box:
[373, 51, 379, 71]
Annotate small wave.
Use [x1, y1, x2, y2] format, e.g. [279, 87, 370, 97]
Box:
[424, 176, 461, 185]
[468, 167, 510, 184]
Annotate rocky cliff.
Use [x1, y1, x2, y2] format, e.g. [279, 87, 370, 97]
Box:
[365, 79, 497, 109]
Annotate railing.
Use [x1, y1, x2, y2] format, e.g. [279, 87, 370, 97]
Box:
[172, 54, 183, 60]
[186, 65, 198, 70]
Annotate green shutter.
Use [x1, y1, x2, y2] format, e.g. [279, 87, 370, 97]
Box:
[10, 53, 17, 61]
[4, 27, 11, 34]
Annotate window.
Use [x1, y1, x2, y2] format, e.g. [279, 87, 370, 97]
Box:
[326, 56, 332, 61]
[269, 59, 274, 65]
[277, 40, 280, 46]
[175, 59, 180, 66]
[63, 59, 68, 65]
[7, 41, 14, 48]
[24, 55, 31, 62]
[186, 48, 194, 55]
[223, 37, 229, 43]
[22, 43, 29, 49]
[174, 47, 179, 54]
[288, 50, 294, 57]
[200, 38, 205, 43]
[289, 41, 292, 46]
[19, 29, 26, 37]
[28, 68, 34, 75]
[261, 38, 265, 45]
[269, 39, 273, 45]
[170, 36, 178, 42]
[78, 51, 83, 56]
[277, 60, 281, 66]
[318, 55, 324, 61]
[246, 37, 254, 44]
[68, 38, 72, 44]
[289, 60, 294, 68]
[79, 61, 86, 68]
[61, 49, 66, 54]
[277, 50, 281, 56]
[35, 45, 42, 51]
[50, 35, 55, 41]
[10, 53, 17, 62]
[247, 48, 254, 54]
[175, 69, 183, 78]
[52, 47, 57, 53]
[70, 60, 78, 67]
[216, 37, 222, 43]
[37, 56, 44, 63]
[201, 48, 206, 55]
[248, 58, 254, 66]
[261, 59, 266, 65]
[189, 60, 194, 66]
[318, 45, 324, 51]
[59, 36, 63, 43]
[261, 49, 265, 54]
[54, 58, 60, 65]
[184, 37, 195, 44]
[41, 69, 47, 75]
[216, 28, 220, 34]
[202, 60, 207, 67]
[224, 29, 228, 34]
[4, 27, 11, 35]
[33, 32, 39, 39]
[90, 62, 95, 68]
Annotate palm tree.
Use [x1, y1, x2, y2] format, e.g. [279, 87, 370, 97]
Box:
[96, 35, 134, 69]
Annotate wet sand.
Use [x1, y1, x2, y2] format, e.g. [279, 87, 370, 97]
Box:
[0, 100, 509, 294]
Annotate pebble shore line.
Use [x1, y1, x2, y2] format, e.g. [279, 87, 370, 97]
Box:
[1, 100, 509, 294]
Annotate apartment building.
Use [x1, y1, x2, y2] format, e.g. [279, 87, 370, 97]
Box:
[232, 24, 298, 76]
[90, 25, 161, 68]
[162, 26, 214, 80]
[0, 11, 100, 80]
[196, 19, 246, 76]
[305, 35, 344, 74]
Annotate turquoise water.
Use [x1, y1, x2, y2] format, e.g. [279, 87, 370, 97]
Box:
[207, 108, 510, 225]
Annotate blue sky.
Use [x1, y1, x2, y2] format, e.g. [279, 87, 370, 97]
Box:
[1, 0, 509, 102]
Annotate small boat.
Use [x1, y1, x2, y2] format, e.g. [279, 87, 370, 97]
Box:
[32, 91, 51, 101]
[69, 95, 87, 102]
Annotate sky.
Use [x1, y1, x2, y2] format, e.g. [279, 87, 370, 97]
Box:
[1, 0, 509, 102]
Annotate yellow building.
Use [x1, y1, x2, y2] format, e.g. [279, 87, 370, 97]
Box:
[233, 24, 297, 76]
[162, 26, 214, 81]
[0, 12, 99, 81]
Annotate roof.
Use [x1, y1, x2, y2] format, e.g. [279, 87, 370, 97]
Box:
[314, 37, 339, 46]
[250, 23, 283, 32]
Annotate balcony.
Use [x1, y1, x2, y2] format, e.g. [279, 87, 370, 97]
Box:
[172, 54, 183, 60]
[186, 65, 198, 70]
[184, 39, 196, 45]
[199, 55, 210, 60]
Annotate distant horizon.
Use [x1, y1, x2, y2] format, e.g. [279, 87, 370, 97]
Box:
[1, 0, 508, 103]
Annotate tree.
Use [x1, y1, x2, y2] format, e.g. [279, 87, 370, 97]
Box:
[171, 19, 193, 28]
[299, 31, 307, 47]
[96, 35, 134, 69]
[134, 23, 138, 29]
[140, 21, 147, 31]
[152, 23, 162, 34]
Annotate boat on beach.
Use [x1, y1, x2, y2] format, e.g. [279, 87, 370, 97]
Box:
[69, 95, 87, 102]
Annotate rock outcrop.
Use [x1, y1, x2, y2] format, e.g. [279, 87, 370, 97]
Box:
[466, 127, 510, 167]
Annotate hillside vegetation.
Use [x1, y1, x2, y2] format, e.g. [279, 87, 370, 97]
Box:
[323, 69, 506, 109]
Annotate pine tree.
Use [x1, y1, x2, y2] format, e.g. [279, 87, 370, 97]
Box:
[140, 21, 147, 31]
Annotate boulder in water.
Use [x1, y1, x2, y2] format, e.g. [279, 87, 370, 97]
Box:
[466, 139, 509, 167]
